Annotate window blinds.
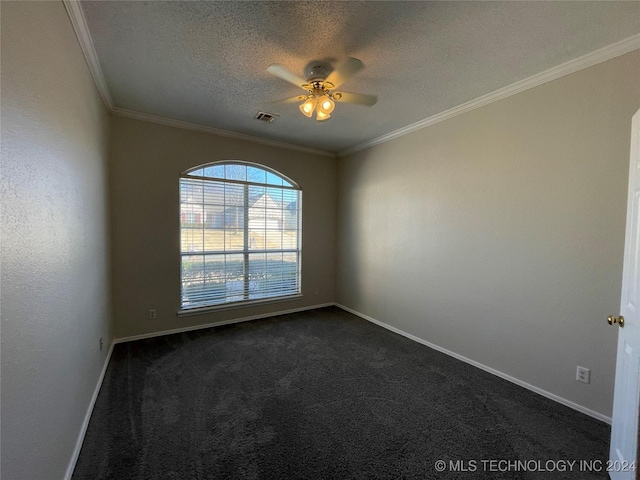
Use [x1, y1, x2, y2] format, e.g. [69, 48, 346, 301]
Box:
[179, 164, 301, 309]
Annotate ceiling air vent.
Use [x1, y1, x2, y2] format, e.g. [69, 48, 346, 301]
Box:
[255, 111, 279, 123]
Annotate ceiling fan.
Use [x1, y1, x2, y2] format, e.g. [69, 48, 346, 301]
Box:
[267, 57, 377, 121]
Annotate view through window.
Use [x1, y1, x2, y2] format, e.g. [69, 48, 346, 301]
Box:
[180, 162, 301, 309]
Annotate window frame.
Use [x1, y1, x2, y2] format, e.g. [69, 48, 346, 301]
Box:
[177, 161, 302, 316]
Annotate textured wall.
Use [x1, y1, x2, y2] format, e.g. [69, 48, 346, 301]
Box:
[109, 116, 337, 338]
[336, 50, 640, 418]
[0, 2, 112, 479]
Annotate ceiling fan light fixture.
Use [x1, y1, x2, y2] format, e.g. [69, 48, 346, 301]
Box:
[267, 57, 375, 121]
[319, 95, 335, 114]
[316, 109, 331, 121]
[299, 97, 316, 117]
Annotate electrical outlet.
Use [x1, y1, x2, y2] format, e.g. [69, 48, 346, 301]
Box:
[99, 338, 103, 351]
[576, 366, 591, 384]
[149, 309, 157, 319]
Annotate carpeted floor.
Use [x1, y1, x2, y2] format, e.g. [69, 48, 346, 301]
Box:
[73, 307, 610, 479]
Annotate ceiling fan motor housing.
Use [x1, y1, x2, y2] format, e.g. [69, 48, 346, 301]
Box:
[304, 61, 333, 82]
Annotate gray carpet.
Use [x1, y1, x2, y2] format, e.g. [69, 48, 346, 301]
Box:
[73, 307, 610, 479]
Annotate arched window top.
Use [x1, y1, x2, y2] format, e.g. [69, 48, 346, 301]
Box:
[182, 161, 299, 189]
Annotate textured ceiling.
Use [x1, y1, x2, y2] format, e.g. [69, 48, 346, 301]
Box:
[80, 1, 639, 154]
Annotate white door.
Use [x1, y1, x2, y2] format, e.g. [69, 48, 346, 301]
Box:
[609, 108, 640, 480]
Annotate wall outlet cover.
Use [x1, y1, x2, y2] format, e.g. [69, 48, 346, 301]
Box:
[576, 366, 591, 384]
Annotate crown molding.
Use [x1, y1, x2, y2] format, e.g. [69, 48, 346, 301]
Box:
[63, 0, 113, 109]
[112, 108, 336, 158]
[339, 34, 640, 157]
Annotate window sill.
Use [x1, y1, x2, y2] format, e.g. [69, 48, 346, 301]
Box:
[177, 294, 303, 317]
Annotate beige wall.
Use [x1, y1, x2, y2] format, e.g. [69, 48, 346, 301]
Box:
[337, 50, 640, 418]
[1, 2, 112, 479]
[109, 116, 337, 338]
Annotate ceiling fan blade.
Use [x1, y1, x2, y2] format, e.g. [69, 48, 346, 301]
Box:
[268, 95, 307, 105]
[267, 64, 307, 88]
[333, 91, 377, 106]
[325, 57, 364, 89]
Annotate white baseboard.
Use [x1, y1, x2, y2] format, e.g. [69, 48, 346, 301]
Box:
[335, 303, 612, 425]
[114, 302, 335, 344]
[64, 341, 115, 480]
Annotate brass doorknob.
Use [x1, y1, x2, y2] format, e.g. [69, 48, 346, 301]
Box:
[608, 315, 625, 327]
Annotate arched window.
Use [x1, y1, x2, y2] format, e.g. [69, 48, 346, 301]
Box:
[179, 162, 301, 310]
